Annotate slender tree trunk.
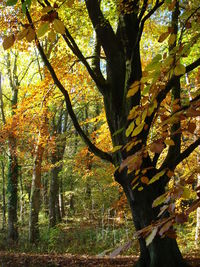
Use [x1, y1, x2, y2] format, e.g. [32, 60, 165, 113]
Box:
[42, 175, 49, 217]
[49, 164, 61, 227]
[29, 141, 44, 243]
[59, 177, 65, 218]
[19, 168, 24, 223]
[1, 161, 6, 230]
[7, 137, 18, 241]
[195, 174, 200, 246]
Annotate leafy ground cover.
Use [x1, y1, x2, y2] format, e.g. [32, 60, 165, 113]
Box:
[0, 252, 200, 267]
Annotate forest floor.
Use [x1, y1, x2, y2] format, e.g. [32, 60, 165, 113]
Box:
[0, 252, 200, 267]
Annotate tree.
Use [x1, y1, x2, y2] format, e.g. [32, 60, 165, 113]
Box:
[3, 0, 200, 266]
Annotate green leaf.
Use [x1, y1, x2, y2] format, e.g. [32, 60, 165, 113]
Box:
[112, 127, 124, 137]
[152, 193, 168, 207]
[37, 23, 49, 37]
[174, 64, 186, 76]
[148, 170, 166, 185]
[6, 0, 17, 6]
[53, 19, 66, 35]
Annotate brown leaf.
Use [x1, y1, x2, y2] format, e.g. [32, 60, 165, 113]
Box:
[26, 28, 36, 42]
[165, 228, 177, 239]
[141, 176, 149, 184]
[3, 35, 15, 50]
[187, 122, 196, 133]
[150, 140, 164, 154]
[175, 213, 188, 224]
[159, 220, 173, 236]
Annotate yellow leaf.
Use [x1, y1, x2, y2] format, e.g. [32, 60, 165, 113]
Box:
[174, 64, 186, 76]
[158, 31, 170, 43]
[145, 227, 157, 246]
[168, 34, 176, 45]
[132, 182, 139, 190]
[138, 186, 144, 191]
[128, 105, 139, 120]
[112, 145, 122, 153]
[127, 81, 140, 98]
[164, 139, 175, 146]
[148, 99, 157, 116]
[125, 121, 135, 137]
[26, 28, 36, 42]
[42, 6, 54, 13]
[148, 170, 166, 185]
[182, 187, 191, 199]
[142, 109, 147, 122]
[135, 115, 141, 126]
[48, 30, 57, 42]
[17, 28, 29, 40]
[53, 19, 66, 35]
[3, 35, 15, 50]
[131, 121, 145, 137]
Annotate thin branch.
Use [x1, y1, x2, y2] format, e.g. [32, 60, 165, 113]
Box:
[23, 3, 113, 163]
[138, 0, 148, 22]
[19, 59, 36, 84]
[138, 0, 164, 42]
[62, 26, 107, 93]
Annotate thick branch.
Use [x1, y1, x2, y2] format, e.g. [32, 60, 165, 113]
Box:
[85, 0, 121, 60]
[172, 138, 200, 169]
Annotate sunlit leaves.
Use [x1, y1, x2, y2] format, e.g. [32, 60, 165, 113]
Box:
[48, 30, 57, 42]
[174, 64, 186, 76]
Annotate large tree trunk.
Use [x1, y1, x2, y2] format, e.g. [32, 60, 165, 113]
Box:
[116, 170, 189, 267]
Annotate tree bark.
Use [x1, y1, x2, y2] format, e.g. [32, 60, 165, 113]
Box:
[1, 161, 6, 230]
[29, 141, 44, 243]
[7, 137, 18, 241]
